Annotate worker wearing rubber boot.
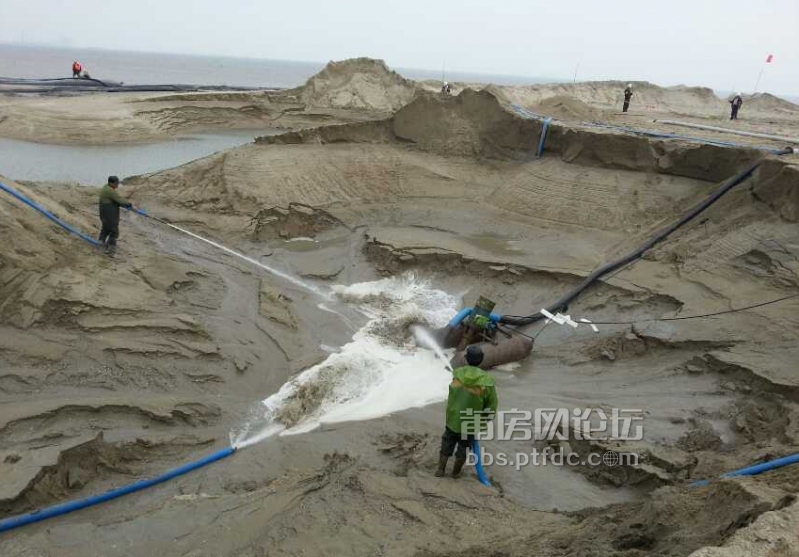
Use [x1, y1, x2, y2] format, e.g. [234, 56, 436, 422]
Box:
[436, 345, 498, 478]
[622, 84, 633, 113]
[98, 176, 133, 256]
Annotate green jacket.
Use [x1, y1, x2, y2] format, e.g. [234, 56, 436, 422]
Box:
[99, 184, 131, 208]
[445, 365, 498, 435]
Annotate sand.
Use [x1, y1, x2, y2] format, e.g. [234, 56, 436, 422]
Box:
[2, 58, 799, 556]
[3, 57, 798, 147]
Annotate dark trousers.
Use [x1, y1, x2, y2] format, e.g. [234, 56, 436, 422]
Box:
[622, 100, 630, 113]
[73, 71, 80, 78]
[730, 105, 740, 120]
[440, 427, 474, 459]
[99, 204, 120, 249]
[99, 222, 119, 248]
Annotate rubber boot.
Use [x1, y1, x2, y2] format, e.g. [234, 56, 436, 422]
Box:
[452, 456, 467, 478]
[435, 455, 449, 477]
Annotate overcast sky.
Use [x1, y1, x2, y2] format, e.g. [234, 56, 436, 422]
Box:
[1, 0, 797, 94]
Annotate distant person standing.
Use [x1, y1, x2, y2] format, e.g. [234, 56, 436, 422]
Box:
[72, 61, 82, 78]
[441, 81, 451, 96]
[622, 84, 633, 113]
[98, 176, 133, 256]
[729, 93, 743, 120]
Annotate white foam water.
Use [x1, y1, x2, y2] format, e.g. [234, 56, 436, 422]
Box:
[232, 272, 458, 448]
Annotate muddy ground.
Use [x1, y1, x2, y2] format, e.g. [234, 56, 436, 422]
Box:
[2, 60, 799, 556]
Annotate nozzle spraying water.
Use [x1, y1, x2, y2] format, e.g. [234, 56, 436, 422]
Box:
[410, 324, 453, 372]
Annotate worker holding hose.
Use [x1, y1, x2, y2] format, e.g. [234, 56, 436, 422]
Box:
[98, 176, 133, 256]
[436, 345, 498, 478]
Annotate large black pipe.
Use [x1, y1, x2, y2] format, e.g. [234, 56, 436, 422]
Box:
[0, 76, 272, 94]
[501, 148, 795, 327]
[449, 335, 533, 370]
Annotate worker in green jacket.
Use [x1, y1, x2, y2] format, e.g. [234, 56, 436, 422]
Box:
[436, 345, 498, 478]
[98, 175, 133, 256]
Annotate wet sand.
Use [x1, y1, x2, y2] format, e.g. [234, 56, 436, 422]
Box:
[2, 58, 799, 556]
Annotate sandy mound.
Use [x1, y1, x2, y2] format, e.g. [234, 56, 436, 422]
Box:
[259, 87, 767, 183]
[745, 92, 799, 115]
[531, 94, 605, 121]
[392, 89, 540, 158]
[494, 80, 728, 116]
[299, 57, 418, 112]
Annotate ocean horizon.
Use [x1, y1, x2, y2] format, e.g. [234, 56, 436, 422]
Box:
[1, 43, 797, 104]
[0, 43, 556, 89]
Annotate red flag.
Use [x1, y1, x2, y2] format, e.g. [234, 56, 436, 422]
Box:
[766, 54, 774, 63]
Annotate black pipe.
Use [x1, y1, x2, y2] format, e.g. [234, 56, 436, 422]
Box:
[501, 147, 795, 327]
[0, 76, 275, 94]
[449, 335, 533, 370]
[0, 76, 111, 87]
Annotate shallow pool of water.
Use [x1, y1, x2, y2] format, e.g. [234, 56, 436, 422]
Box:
[0, 130, 278, 185]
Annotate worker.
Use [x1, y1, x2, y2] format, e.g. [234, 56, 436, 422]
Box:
[441, 81, 451, 96]
[98, 176, 133, 256]
[730, 93, 743, 120]
[436, 345, 498, 478]
[72, 61, 82, 78]
[622, 84, 633, 113]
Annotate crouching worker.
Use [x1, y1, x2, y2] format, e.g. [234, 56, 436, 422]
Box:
[98, 175, 133, 256]
[436, 345, 498, 478]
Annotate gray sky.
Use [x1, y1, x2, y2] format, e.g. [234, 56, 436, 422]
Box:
[1, 0, 797, 94]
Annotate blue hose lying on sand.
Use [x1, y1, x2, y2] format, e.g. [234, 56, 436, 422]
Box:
[0, 181, 101, 247]
[0, 447, 235, 534]
[691, 452, 799, 487]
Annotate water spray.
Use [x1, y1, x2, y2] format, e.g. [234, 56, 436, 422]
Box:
[132, 208, 330, 299]
[411, 324, 453, 372]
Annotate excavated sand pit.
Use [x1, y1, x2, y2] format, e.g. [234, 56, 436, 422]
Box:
[3, 61, 799, 556]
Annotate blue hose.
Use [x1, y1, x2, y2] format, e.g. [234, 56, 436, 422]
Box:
[0, 446, 235, 534]
[447, 308, 504, 328]
[472, 440, 492, 486]
[0, 181, 101, 247]
[691, 451, 799, 487]
[448, 308, 473, 327]
[722, 452, 799, 478]
[537, 117, 551, 157]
